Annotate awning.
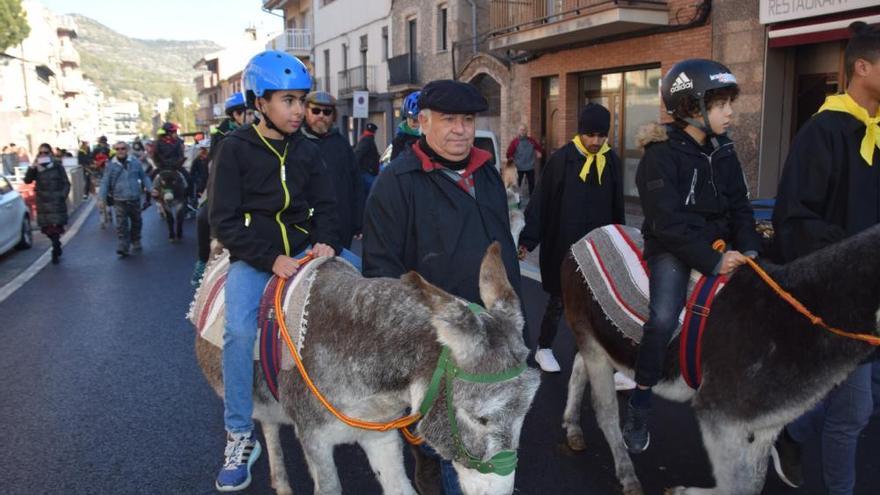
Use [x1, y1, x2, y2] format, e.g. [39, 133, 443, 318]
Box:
[768, 10, 880, 48]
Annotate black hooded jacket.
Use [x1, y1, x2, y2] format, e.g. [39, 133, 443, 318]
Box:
[635, 123, 760, 275]
[301, 124, 365, 249]
[520, 141, 625, 295]
[209, 125, 341, 272]
[773, 110, 880, 262]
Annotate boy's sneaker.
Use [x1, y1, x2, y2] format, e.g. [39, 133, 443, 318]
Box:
[771, 429, 803, 488]
[535, 347, 561, 373]
[622, 402, 650, 453]
[216, 431, 262, 492]
[131, 241, 142, 252]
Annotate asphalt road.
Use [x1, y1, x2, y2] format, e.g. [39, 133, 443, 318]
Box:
[1, 207, 877, 494]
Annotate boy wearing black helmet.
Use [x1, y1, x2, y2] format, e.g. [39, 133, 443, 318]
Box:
[623, 59, 761, 453]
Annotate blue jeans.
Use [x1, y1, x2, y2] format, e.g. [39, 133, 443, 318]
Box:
[634, 253, 691, 387]
[339, 247, 362, 272]
[787, 361, 877, 495]
[420, 444, 463, 495]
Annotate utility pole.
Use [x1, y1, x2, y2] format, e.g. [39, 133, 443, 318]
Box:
[19, 42, 33, 155]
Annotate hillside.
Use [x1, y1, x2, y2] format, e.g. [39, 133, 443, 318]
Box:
[69, 14, 221, 112]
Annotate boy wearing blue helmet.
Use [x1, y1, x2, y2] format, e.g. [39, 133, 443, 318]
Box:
[208, 50, 341, 492]
[390, 90, 422, 161]
[210, 92, 249, 161]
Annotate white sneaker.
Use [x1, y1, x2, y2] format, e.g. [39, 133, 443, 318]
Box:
[614, 371, 637, 391]
[535, 348, 561, 373]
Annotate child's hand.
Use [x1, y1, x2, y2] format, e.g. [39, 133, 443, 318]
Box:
[517, 245, 529, 260]
[272, 255, 300, 279]
[309, 243, 335, 258]
[718, 251, 748, 275]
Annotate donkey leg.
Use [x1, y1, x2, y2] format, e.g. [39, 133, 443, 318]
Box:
[262, 422, 294, 495]
[299, 429, 342, 495]
[164, 208, 175, 240]
[361, 432, 417, 495]
[562, 352, 589, 451]
[176, 205, 185, 239]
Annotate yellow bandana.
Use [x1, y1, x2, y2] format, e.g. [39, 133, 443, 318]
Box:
[572, 135, 610, 184]
[817, 93, 880, 166]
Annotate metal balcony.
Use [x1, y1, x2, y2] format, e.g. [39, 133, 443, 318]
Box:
[338, 65, 376, 96]
[267, 29, 313, 58]
[387, 53, 419, 87]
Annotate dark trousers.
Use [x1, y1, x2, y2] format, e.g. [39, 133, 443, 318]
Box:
[197, 205, 211, 262]
[634, 253, 690, 387]
[538, 294, 564, 348]
[517, 169, 535, 196]
[83, 169, 91, 197]
[114, 200, 142, 252]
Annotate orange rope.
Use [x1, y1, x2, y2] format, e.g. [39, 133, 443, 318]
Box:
[713, 241, 880, 346]
[273, 254, 425, 443]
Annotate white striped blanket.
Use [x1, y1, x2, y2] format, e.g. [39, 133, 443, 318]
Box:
[570, 225, 715, 344]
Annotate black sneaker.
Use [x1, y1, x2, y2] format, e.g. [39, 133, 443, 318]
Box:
[622, 402, 650, 453]
[771, 429, 803, 488]
[117, 249, 129, 259]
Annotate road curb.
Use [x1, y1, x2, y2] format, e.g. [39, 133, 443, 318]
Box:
[0, 198, 95, 304]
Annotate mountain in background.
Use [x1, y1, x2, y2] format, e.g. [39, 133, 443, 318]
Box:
[69, 14, 221, 127]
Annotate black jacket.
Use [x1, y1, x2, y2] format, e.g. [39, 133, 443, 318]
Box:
[24, 160, 70, 227]
[210, 118, 237, 162]
[354, 134, 380, 175]
[520, 141, 625, 295]
[362, 143, 522, 305]
[391, 132, 419, 162]
[209, 125, 341, 273]
[773, 111, 880, 262]
[190, 156, 210, 196]
[635, 124, 760, 275]
[302, 124, 365, 249]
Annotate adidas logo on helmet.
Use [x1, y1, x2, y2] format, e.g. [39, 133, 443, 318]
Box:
[669, 72, 694, 94]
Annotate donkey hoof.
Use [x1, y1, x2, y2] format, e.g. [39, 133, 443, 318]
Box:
[566, 432, 587, 452]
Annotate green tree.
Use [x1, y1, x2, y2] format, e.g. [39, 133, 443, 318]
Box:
[167, 84, 195, 133]
[0, 0, 30, 53]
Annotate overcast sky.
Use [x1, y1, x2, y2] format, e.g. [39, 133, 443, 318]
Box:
[40, 0, 282, 47]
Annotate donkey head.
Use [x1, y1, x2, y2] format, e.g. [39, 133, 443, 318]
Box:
[403, 242, 540, 495]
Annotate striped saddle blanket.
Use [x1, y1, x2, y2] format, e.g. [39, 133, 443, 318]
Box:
[570, 225, 727, 388]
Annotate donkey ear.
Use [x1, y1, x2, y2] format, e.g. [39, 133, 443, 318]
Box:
[479, 242, 519, 311]
[402, 271, 486, 363]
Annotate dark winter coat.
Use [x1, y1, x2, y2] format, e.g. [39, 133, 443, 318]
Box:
[354, 133, 380, 175]
[362, 142, 522, 306]
[773, 111, 880, 262]
[154, 136, 184, 169]
[209, 125, 341, 273]
[520, 141, 625, 295]
[210, 118, 238, 162]
[391, 129, 419, 161]
[302, 124, 364, 249]
[635, 123, 760, 275]
[190, 155, 210, 197]
[24, 160, 70, 227]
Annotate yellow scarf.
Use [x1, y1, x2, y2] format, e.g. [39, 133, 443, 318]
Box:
[817, 93, 880, 166]
[572, 135, 610, 184]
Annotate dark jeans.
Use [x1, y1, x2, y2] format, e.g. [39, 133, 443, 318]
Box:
[113, 200, 142, 252]
[83, 168, 91, 197]
[420, 444, 462, 495]
[787, 361, 877, 495]
[634, 253, 690, 387]
[197, 205, 210, 262]
[538, 294, 563, 348]
[517, 169, 535, 196]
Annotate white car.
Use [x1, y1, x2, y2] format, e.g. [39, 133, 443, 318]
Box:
[0, 175, 32, 255]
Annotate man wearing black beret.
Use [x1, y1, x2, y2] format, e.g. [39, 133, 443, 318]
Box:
[518, 103, 626, 373]
[361, 79, 526, 494]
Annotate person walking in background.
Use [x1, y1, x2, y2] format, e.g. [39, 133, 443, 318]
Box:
[24, 143, 70, 264]
[354, 122, 380, 194]
[100, 142, 151, 259]
[2, 144, 17, 176]
[506, 124, 543, 197]
[390, 90, 421, 161]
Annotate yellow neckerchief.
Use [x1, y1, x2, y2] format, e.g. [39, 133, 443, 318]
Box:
[817, 93, 880, 166]
[572, 135, 610, 184]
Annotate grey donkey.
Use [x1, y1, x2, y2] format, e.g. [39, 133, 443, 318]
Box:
[195, 242, 540, 494]
[559, 223, 880, 494]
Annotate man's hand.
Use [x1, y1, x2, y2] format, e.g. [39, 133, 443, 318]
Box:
[718, 251, 748, 275]
[517, 245, 529, 260]
[308, 243, 335, 258]
[272, 255, 300, 279]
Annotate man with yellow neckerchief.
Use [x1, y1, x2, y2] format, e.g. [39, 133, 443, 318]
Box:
[518, 103, 625, 373]
[771, 22, 880, 495]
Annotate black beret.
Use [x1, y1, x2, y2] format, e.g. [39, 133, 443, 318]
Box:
[418, 79, 488, 114]
[578, 103, 611, 135]
[365, 123, 378, 132]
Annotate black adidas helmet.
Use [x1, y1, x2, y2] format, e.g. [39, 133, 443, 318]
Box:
[661, 59, 738, 117]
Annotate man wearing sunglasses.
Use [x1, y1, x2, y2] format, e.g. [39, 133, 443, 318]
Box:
[100, 142, 151, 258]
[300, 91, 364, 252]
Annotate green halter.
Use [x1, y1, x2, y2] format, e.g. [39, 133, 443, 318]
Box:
[416, 303, 527, 476]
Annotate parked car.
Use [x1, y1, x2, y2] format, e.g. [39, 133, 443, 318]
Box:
[0, 175, 32, 255]
[378, 129, 501, 172]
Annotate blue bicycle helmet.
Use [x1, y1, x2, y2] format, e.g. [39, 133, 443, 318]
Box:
[242, 50, 313, 110]
[403, 91, 421, 119]
[224, 92, 246, 114]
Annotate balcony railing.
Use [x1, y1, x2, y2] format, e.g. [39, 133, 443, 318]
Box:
[338, 65, 376, 95]
[313, 77, 330, 93]
[489, 0, 667, 34]
[194, 72, 219, 92]
[59, 45, 80, 66]
[267, 28, 313, 57]
[387, 53, 419, 87]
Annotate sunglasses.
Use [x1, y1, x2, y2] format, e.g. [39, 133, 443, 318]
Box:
[309, 107, 334, 116]
[38, 150, 51, 155]
[114, 147, 127, 151]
